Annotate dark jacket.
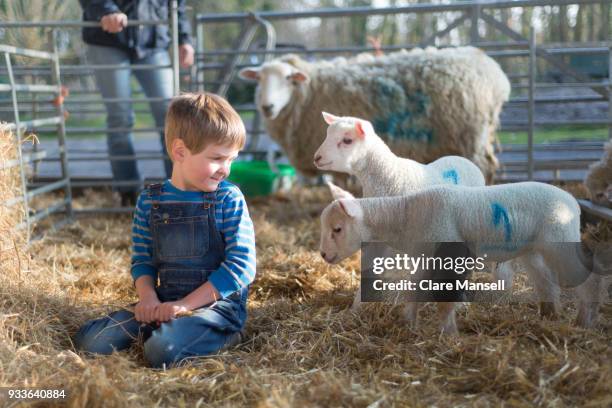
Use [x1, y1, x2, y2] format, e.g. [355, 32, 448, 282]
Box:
[79, 0, 192, 59]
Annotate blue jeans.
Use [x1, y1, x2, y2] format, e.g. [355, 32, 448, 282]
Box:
[73, 303, 244, 368]
[86, 45, 174, 193]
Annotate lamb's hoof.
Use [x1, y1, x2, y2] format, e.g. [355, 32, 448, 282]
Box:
[539, 302, 558, 319]
[440, 325, 459, 336]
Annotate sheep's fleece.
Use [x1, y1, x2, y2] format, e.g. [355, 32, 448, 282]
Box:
[584, 140, 612, 208]
[240, 46, 510, 181]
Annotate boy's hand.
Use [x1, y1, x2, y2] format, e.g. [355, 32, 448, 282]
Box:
[134, 295, 161, 323]
[155, 301, 190, 322]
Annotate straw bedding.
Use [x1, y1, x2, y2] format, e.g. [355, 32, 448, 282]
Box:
[1, 134, 610, 406]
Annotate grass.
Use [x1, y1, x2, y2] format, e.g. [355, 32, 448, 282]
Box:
[498, 126, 609, 145]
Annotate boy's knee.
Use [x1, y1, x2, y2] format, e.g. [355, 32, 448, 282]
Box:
[73, 310, 137, 355]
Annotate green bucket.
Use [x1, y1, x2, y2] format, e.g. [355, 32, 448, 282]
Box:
[228, 160, 296, 197]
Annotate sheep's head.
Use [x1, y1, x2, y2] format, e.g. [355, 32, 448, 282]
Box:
[319, 182, 363, 264]
[314, 112, 375, 173]
[238, 60, 308, 120]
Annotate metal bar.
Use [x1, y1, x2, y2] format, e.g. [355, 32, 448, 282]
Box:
[577, 199, 612, 222]
[4, 179, 69, 207]
[609, 46, 612, 141]
[171, 0, 180, 95]
[470, 4, 480, 44]
[0, 19, 167, 28]
[4, 116, 62, 131]
[216, 17, 259, 97]
[4, 51, 31, 241]
[0, 45, 54, 60]
[0, 84, 60, 93]
[14, 198, 71, 230]
[527, 26, 536, 181]
[195, 44, 610, 58]
[61, 64, 171, 71]
[0, 150, 47, 170]
[511, 82, 610, 89]
[195, 0, 606, 23]
[508, 95, 606, 104]
[196, 16, 205, 92]
[480, 10, 608, 98]
[34, 126, 165, 134]
[501, 119, 612, 126]
[40, 154, 168, 162]
[50, 29, 73, 221]
[420, 13, 469, 47]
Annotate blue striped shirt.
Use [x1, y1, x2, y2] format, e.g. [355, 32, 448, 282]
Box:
[131, 180, 256, 299]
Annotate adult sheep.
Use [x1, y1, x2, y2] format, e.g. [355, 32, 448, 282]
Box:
[584, 140, 612, 208]
[238, 46, 511, 182]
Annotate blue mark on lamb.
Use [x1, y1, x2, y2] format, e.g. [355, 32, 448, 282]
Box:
[442, 169, 459, 185]
[491, 202, 512, 242]
[371, 78, 433, 143]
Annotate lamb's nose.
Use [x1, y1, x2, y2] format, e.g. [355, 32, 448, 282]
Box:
[314, 154, 322, 165]
[262, 104, 274, 114]
[320, 251, 326, 260]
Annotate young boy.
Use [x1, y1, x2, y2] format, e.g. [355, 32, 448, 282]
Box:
[74, 93, 256, 368]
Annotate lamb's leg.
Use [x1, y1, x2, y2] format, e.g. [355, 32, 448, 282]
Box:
[402, 302, 420, 328]
[437, 302, 458, 335]
[523, 253, 561, 319]
[574, 273, 601, 328]
[351, 287, 362, 311]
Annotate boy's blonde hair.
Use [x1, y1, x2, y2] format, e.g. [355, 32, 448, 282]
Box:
[165, 92, 246, 160]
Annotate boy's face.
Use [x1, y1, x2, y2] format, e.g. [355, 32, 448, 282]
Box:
[180, 143, 239, 192]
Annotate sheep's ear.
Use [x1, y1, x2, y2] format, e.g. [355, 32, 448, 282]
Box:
[338, 199, 362, 219]
[322, 112, 340, 125]
[355, 119, 373, 139]
[238, 67, 260, 81]
[289, 70, 308, 83]
[327, 181, 355, 200]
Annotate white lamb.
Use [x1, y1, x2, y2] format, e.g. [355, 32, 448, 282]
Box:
[314, 113, 485, 196]
[319, 183, 601, 333]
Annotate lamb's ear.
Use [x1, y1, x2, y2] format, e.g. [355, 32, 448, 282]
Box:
[327, 181, 355, 200]
[322, 112, 340, 125]
[338, 199, 362, 219]
[355, 119, 374, 139]
[238, 67, 260, 81]
[289, 70, 308, 83]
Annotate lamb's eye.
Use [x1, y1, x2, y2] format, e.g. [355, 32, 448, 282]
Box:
[333, 227, 342, 234]
[342, 138, 353, 145]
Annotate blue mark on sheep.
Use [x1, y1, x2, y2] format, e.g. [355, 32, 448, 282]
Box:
[491, 203, 512, 242]
[371, 78, 433, 143]
[442, 169, 459, 185]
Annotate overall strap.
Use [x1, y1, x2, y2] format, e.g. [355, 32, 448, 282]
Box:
[147, 183, 163, 209]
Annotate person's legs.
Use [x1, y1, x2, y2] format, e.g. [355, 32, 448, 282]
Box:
[143, 302, 243, 368]
[73, 309, 147, 355]
[86, 44, 141, 196]
[133, 49, 174, 178]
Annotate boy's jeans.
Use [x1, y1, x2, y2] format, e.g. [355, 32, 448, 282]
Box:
[86, 45, 174, 193]
[73, 301, 244, 369]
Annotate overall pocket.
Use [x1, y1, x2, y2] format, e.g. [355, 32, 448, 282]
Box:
[153, 210, 209, 260]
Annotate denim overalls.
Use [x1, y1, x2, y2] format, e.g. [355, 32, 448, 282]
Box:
[74, 184, 248, 368]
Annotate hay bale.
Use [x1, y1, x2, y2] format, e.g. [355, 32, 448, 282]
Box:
[0, 124, 27, 281]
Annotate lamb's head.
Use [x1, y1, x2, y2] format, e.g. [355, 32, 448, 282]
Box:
[314, 112, 376, 173]
[238, 59, 308, 120]
[319, 182, 364, 264]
